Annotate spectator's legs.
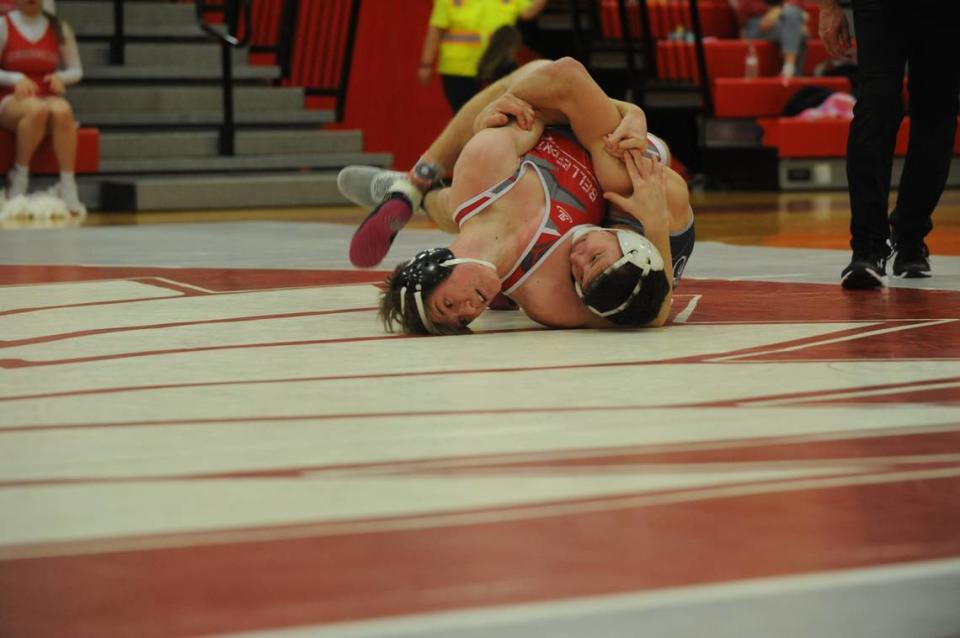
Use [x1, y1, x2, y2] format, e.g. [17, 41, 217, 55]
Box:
[48, 98, 77, 173]
[742, 6, 807, 76]
[47, 97, 84, 212]
[777, 4, 807, 75]
[846, 0, 906, 258]
[889, 0, 960, 248]
[0, 98, 51, 198]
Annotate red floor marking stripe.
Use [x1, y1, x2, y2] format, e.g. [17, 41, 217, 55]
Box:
[0, 326, 536, 368]
[1, 473, 958, 637]
[0, 307, 376, 348]
[0, 333, 405, 368]
[3, 428, 957, 488]
[0, 293, 192, 317]
[0, 264, 390, 290]
[677, 376, 960, 409]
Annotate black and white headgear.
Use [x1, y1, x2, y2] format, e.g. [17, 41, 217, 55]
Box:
[572, 226, 665, 318]
[390, 247, 496, 334]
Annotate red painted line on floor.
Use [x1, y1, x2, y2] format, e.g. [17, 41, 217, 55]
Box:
[2, 427, 957, 488]
[1, 472, 958, 637]
[0, 293, 192, 317]
[0, 307, 377, 348]
[0, 264, 390, 290]
[0, 333, 404, 368]
[677, 375, 960, 408]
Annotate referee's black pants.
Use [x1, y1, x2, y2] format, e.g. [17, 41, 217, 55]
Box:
[847, 0, 960, 256]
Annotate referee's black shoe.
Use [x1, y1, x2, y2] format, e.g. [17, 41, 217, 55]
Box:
[891, 240, 931, 278]
[841, 252, 887, 290]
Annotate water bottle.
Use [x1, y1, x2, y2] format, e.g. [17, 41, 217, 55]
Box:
[744, 43, 759, 79]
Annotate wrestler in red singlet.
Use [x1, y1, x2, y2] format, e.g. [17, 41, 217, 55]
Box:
[452, 127, 606, 295]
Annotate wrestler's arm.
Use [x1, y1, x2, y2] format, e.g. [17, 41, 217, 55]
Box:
[447, 121, 544, 207]
[417, 61, 550, 179]
[501, 57, 631, 197]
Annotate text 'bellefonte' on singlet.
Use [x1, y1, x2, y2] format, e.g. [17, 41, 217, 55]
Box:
[452, 127, 606, 296]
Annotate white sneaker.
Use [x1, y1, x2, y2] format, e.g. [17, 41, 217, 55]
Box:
[53, 182, 87, 216]
[337, 165, 409, 209]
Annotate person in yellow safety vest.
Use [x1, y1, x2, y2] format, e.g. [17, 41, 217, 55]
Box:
[419, 0, 548, 112]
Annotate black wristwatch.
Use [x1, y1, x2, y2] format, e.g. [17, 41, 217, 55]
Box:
[412, 159, 443, 185]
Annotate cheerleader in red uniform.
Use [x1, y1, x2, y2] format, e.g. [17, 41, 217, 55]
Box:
[0, 0, 83, 212]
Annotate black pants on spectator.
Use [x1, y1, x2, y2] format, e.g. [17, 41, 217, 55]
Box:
[441, 74, 481, 114]
[847, 0, 960, 256]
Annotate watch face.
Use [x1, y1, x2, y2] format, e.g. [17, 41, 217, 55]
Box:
[415, 162, 439, 182]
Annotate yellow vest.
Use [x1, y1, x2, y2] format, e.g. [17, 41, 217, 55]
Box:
[430, 0, 532, 77]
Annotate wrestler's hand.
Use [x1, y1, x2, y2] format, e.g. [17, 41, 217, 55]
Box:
[604, 104, 647, 158]
[603, 151, 669, 232]
[13, 77, 39, 99]
[473, 93, 535, 133]
[818, 0, 853, 60]
[44, 73, 66, 96]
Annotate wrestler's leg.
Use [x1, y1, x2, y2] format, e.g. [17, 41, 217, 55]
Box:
[344, 61, 548, 267]
[421, 186, 459, 234]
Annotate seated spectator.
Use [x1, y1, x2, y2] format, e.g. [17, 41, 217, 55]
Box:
[0, 0, 84, 213]
[733, 0, 807, 79]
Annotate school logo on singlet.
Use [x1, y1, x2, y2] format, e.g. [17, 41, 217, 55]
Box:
[555, 206, 573, 225]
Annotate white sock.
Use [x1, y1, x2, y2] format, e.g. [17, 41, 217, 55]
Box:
[8, 163, 29, 198]
[781, 62, 796, 78]
[59, 172, 78, 198]
[58, 172, 85, 214]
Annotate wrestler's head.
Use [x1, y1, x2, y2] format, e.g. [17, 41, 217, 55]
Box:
[569, 226, 670, 326]
[378, 247, 501, 335]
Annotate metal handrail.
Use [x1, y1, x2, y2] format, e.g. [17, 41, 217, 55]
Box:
[687, 0, 714, 115]
[110, 0, 124, 65]
[195, 0, 252, 156]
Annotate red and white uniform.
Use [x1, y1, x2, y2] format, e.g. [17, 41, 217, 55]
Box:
[452, 127, 605, 295]
[0, 12, 59, 101]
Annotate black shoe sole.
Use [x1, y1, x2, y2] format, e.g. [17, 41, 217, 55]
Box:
[841, 269, 885, 290]
[892, 269, 932, 279]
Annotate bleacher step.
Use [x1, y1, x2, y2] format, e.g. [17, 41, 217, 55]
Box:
[69, 86, 304, 114]
[99, 130, 365, 160]
[84, 65, 280, 83]
[77, 110, 335, 128]
[61, 1, 202, 37]
[98, 152, 393, 174]
[79, 42, 249, 68]
[99, 172, 368, 211]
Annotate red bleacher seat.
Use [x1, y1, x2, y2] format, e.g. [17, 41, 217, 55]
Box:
[655, 39, 832, 86]
[600, 0, 739, 41]
[712, 76, 851, 117]
[0, 128, 99, 174]
[758, 116, 960, 158]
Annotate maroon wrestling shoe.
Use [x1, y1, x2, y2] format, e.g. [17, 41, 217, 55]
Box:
[349, 193, 415, 268]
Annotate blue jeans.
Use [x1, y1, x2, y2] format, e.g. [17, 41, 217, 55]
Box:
[742, 3, 807, 71]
